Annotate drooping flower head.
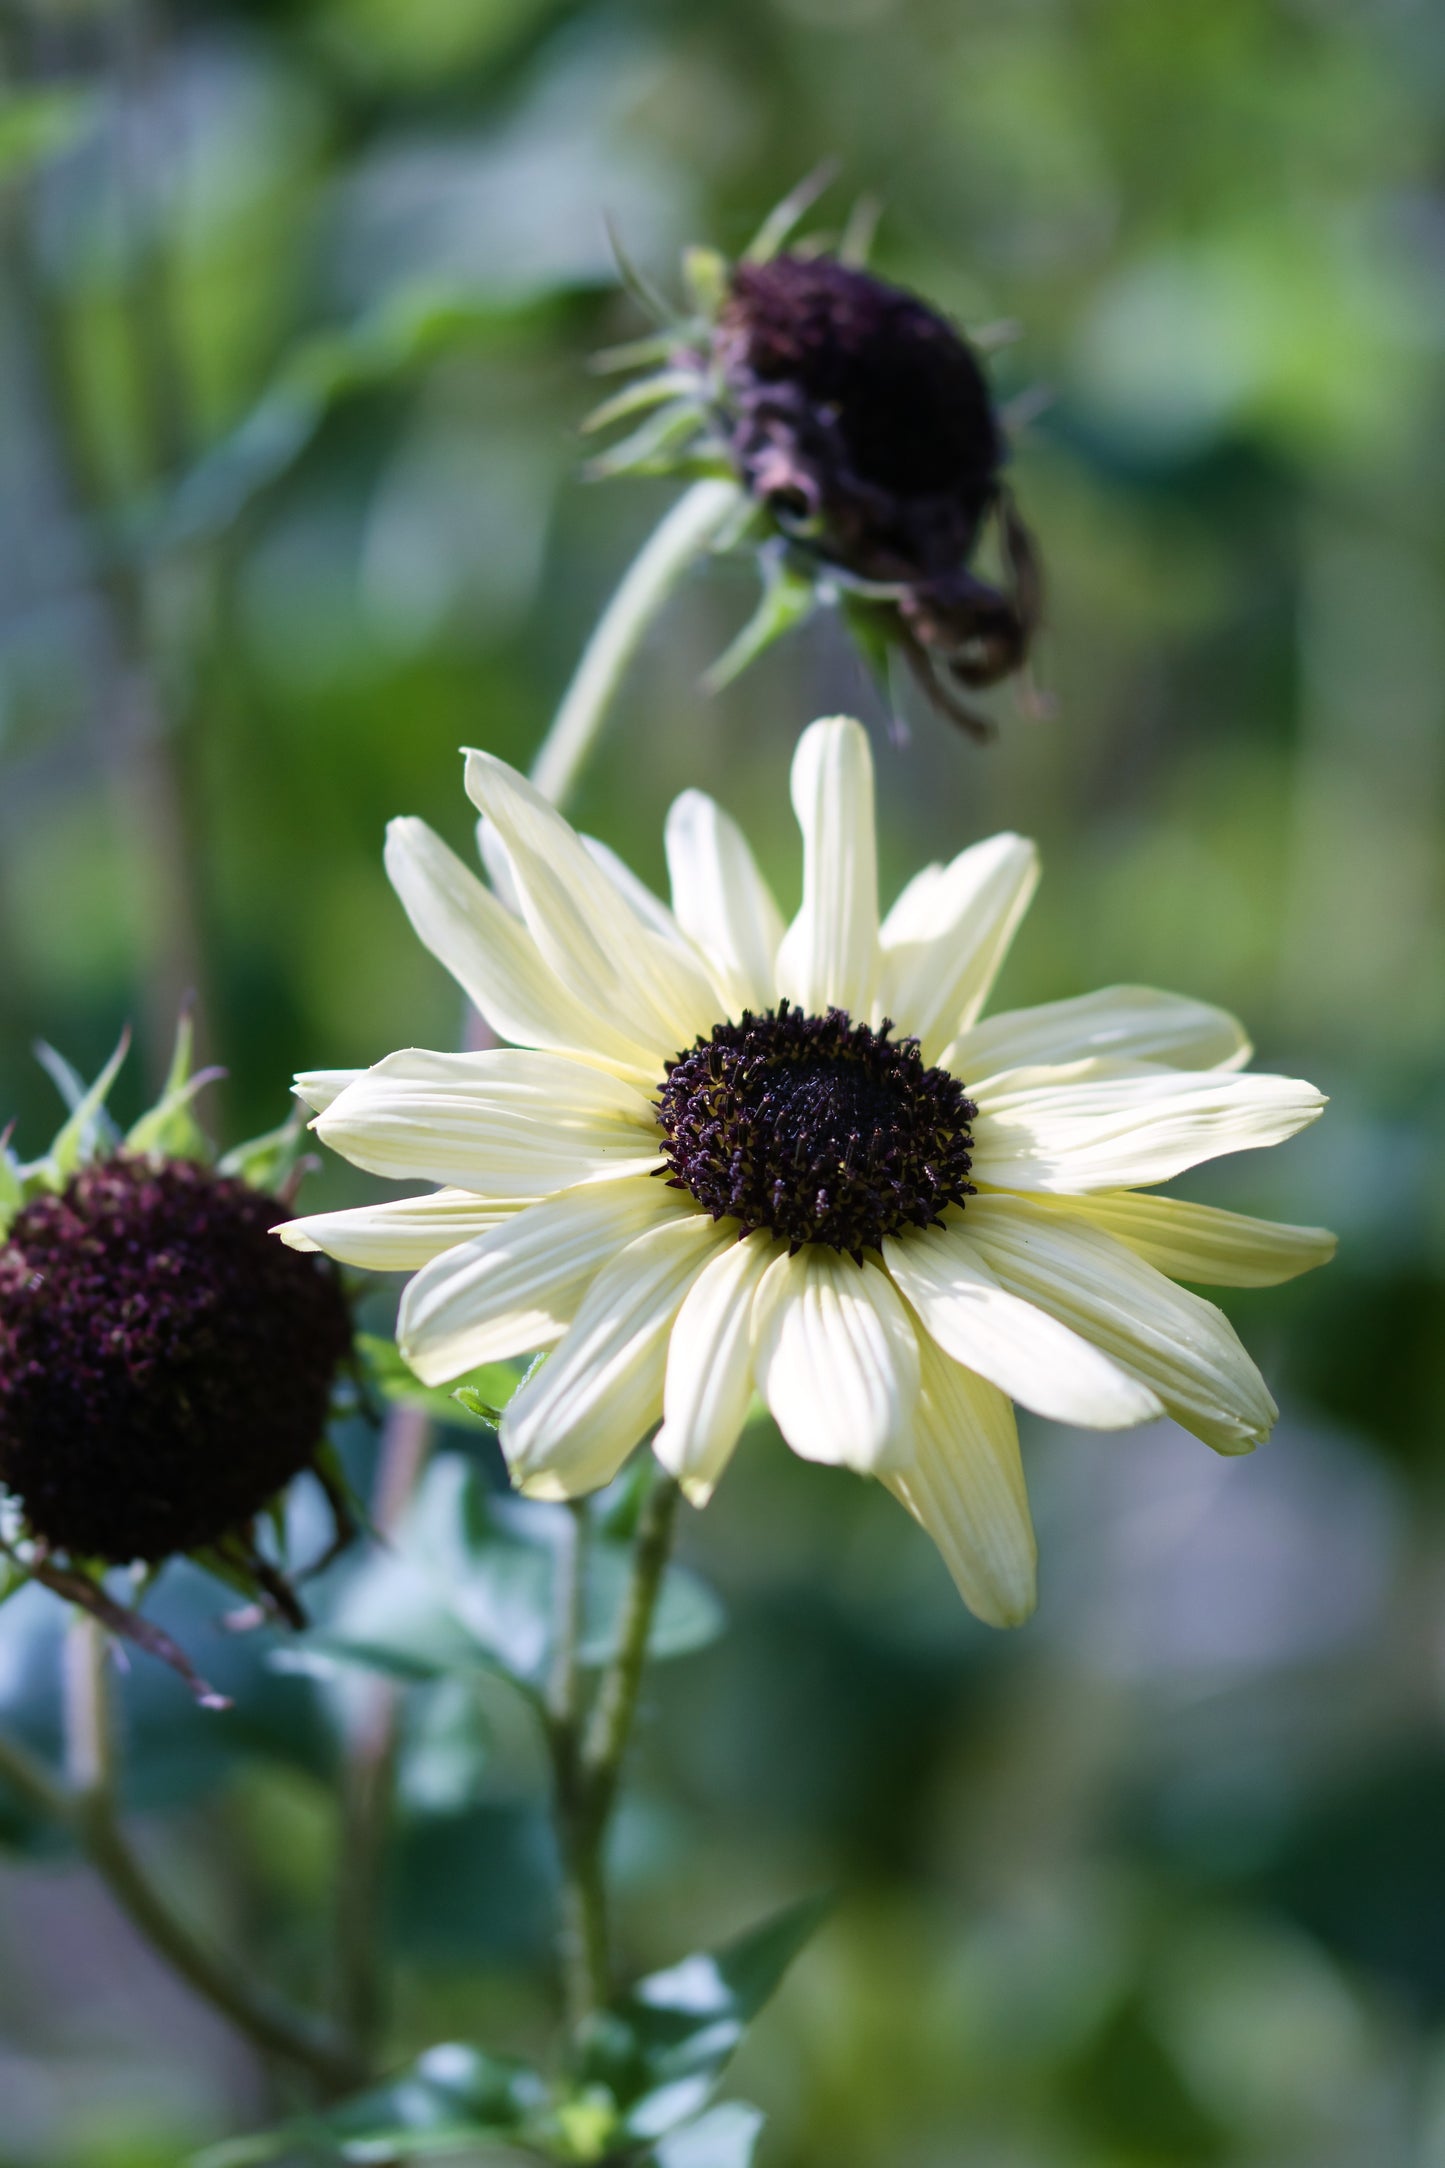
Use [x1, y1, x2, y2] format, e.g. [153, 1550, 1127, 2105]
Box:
[0, 1029, 355, 1693]
[587, 181, 1042, 736]
[286, 717, 1334, 1628]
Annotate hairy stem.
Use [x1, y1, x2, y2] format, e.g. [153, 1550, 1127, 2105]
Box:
[530, 479, 742, 810]
[48, 1615, 362, 2093]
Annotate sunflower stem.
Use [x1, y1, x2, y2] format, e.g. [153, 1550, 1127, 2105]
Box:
[546, 1501, 609, 2036]
[545, 1473, 681, 2040]
[530, 479, 742, 810]
[55, 1613, 362, 2093]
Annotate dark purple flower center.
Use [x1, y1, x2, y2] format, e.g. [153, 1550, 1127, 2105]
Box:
[0, 1157, 351, 1564]
[722, 254, 997, 499]
[655, 1003, 976, 1257]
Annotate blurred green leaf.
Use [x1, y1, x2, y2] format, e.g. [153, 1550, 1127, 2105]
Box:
[284, 1457, 723, 1699]
[651, 2103, 766, 2168]
[0, 87, 98, 177]
[191, 2041, 547, 2166]
[398, 1678, 492, 1816]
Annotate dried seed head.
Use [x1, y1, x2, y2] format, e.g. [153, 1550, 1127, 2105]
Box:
[0, 1157, 351, 1564]
[716, 253, 1003, 587]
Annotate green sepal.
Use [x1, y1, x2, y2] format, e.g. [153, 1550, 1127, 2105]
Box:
[581, 370, 699, 437]
[703, 551, 818, 693]
[584, 400, 706, 480]
[189, 2041, 549, 2167]
[218, 1109, 308, 1195]
[589, 331, 677, 375]
[0, 1143, 22, 1240]
[741, 161, 839, 265]
[35, 1030, 130, 1188]
[125, 1012, 220, 1164]
[682, 245, 729, 317]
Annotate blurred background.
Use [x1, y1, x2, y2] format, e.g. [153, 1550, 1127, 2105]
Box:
[2, 0, 1444, 2162]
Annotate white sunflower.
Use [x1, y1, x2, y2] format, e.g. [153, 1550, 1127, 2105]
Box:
[282, 716, 1333, 1627]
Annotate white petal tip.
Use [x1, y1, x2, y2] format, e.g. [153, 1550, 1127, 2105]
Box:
[272, 1222, 318, 1251]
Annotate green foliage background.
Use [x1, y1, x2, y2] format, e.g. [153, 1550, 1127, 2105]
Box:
[1, 0, 1443, 2161]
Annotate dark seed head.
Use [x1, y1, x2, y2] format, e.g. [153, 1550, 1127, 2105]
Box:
[656, 1002, 976, 1257]
[0, 1158, 352, 1564]
[716, 253, 1002, 586]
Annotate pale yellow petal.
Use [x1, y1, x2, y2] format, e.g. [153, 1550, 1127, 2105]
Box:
[947, 984, 1251, 1083]
[970, 1066, 1326, 1193]
[774, 716, 878, 1019]
[664, 789, 785, 1016]
[876, 832, 1038, 1058]
[1019, 1190, 1337, 1287]
[384, 817, 659, 1085]
[314, 1048, 662, 1192]
[277, 1189, 527, 1271]
[398, 1177, 685, 1385]
[882, 1337, 1036, 1627]
[464, 749, 721, 1058]
[881, 1224, 1161, 1429]
[654, 1230, 782, 1503]
[501, 1212, 734, 1499]
[752, 1244, 920, 1473]
[962, 1194, 1277, 1452]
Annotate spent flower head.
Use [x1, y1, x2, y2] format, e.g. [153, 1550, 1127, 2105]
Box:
[0, 1022, 355, 1698]
[288, 716, 1335, 1629]
[586, 173, 1042, 737]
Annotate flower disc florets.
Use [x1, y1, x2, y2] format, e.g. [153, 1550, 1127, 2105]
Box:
[0, 1157, 351, 1564]
[656, 1002, 976, 1256]
[715, 253, 1003, 586]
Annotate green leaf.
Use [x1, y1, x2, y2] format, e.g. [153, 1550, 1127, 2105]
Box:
[652, 2104, 766, 2168]
[398, 1679, 493, 1816]
[580, 1895, 829, 2142]
[358, 1334, 524, 1429]
[0, 87, 98, 178]
[191, 2042, 547, 2167]
[703, 552, 817, 693]
[283, 1458, 725, 1696]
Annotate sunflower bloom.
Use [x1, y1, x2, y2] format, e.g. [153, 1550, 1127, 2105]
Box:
[284, 718, 1333, 1626]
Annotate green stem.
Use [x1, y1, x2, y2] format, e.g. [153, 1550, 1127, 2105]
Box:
[52, 1616, 362, 2094]
[543, 1473, 681, 2039]
[530, 478, 742, 810]
[546, 1503, 609, 2035]
[581, 1474, 680, 1824]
